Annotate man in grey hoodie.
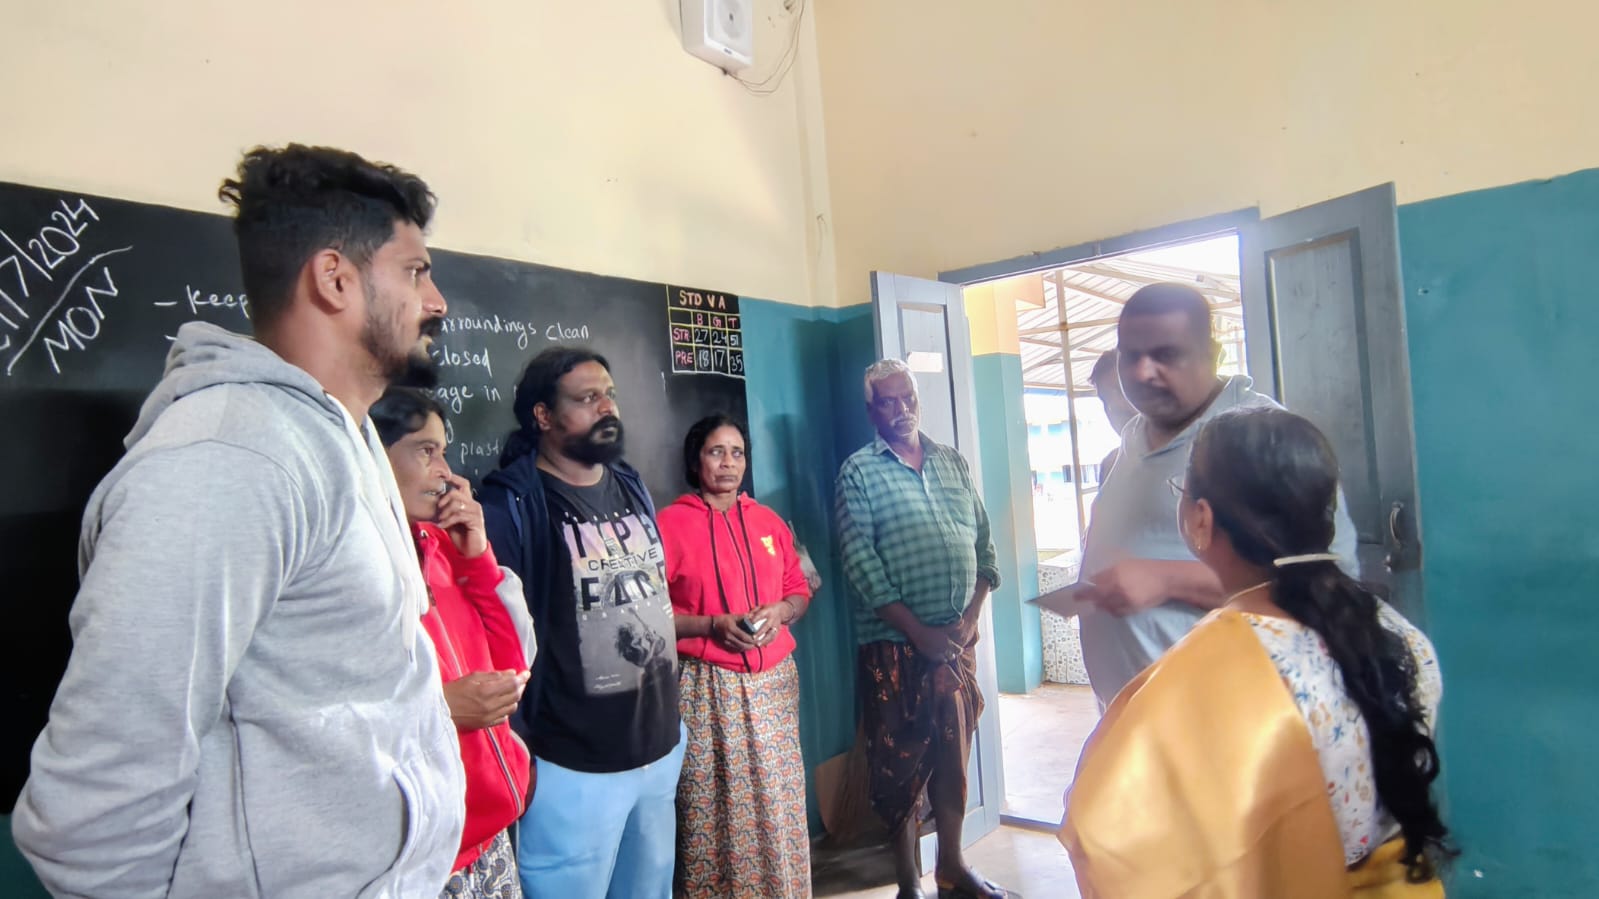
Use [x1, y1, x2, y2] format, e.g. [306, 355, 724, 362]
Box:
[13, 145, 467, 898]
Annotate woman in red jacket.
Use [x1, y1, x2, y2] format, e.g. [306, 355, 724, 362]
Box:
[373, 388, 536, 899]
[658, 415, 814, 899]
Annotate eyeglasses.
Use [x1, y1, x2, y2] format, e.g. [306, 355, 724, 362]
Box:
[1167, 476, 1187, 499]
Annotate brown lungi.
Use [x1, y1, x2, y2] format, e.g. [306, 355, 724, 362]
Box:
[857, 640, 983, 833]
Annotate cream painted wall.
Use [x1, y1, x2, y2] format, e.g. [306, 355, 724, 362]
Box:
[815, 0, 1599, 305]
[0, 1, 831, 306]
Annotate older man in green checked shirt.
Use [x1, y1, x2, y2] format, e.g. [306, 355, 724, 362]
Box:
[835, 358, 1015, 899]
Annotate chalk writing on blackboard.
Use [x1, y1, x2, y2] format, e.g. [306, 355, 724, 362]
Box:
[0, 196, 137, 376]
[169, 286, 252, 321]
[441, 314, 592, 352]
[427, 308, 598, 481]
[667, 285, 743, 379]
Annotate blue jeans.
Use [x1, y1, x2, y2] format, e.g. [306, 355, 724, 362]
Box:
[516, 731, 686, 899]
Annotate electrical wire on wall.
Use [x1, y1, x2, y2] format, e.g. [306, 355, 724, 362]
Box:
[732, 0, 807, 96]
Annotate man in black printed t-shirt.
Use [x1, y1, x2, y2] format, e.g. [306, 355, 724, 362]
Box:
[481, 346, 682, 899]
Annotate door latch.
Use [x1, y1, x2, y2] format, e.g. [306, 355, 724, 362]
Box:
[1384, 501, 1406, 571]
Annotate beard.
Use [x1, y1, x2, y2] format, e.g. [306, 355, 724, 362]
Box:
[562, 415, 625, 466]
[362, 281, 443, 388]
[389, 331, 442, 388]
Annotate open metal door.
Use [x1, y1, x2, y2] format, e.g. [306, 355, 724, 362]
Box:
[869, 271, 1005, 858]
[1239, 184, 1427, 621]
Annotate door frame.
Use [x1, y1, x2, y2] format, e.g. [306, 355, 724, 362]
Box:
[934, 207, 1259, 829]
[868, 272, 1005, 859]
[937, 208, 1259, 287]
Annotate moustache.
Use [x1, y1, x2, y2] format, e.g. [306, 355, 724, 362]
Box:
[568, 415, 625, 466]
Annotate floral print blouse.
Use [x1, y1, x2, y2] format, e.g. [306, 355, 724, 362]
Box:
[1243, 603, 1442, 866]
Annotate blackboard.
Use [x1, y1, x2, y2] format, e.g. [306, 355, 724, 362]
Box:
[0, 180, 749, 810]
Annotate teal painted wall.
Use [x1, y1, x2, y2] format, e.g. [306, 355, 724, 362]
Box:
[973, 352, 1042, 693]
[1399, 169, 1599, 897]
[739, 298, 877, 833]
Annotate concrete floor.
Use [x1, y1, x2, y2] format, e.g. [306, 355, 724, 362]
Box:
[814, 684, 1098, 898]
[818, 825, 1079, 898]
[997, 684, 1099, 826]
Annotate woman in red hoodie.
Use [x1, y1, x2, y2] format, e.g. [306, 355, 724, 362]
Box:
[658, 414, 815, 899]
[373, 388, 536, 899]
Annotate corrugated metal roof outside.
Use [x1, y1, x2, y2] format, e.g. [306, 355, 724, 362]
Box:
[1011, 251, 1244, 394]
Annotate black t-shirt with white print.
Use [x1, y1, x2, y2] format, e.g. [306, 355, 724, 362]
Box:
[533, 468, 680, 772]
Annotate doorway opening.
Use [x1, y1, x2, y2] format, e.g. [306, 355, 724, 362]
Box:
[964, 231, 1248, 826]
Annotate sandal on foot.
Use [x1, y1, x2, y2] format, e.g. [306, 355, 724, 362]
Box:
[936, 877, 1017, 899]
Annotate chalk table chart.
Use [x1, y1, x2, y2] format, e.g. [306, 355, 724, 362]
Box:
[668, 286, 744, 378]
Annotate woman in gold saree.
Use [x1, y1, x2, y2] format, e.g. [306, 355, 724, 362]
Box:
[1060, 407, 1452, 897]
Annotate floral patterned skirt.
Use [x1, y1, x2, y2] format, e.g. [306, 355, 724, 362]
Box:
[676, 656, 811, 899]
[440, 829, 520, 899]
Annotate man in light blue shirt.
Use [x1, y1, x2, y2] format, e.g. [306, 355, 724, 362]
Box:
[1079, 283, 1357, 706]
